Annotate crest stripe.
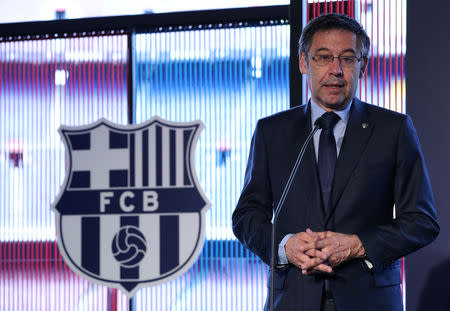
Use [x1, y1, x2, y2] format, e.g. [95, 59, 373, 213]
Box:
[148, 125, 157, 187]
[133, 131, 143, 188]
[170, 129, 176, 186]
[142, 129, 149, 187]
[156, 125, 162, 186]
[81, 217, 100, 275]
[129, 133, 135, 187]
[176, 129, 184, 186]
[183, 129, 192, 185]
[160, 215, 179, 274]
[161, 125, 170, 187]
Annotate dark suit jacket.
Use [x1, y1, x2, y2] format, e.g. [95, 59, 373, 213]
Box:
[232, 99, 439, 311]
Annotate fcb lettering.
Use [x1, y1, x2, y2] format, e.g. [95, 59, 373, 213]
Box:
[51, 117, 211, 298]
[99, 190, 159, 213]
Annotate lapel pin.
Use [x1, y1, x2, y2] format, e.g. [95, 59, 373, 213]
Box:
[362, 123, 368, 129]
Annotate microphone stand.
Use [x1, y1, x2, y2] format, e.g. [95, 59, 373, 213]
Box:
[270, 124, 320, 311]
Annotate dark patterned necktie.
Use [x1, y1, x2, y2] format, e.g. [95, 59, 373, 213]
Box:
[317, 112, 340, 212]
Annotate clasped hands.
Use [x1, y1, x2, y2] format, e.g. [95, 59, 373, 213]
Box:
[285, 228, 366, 275]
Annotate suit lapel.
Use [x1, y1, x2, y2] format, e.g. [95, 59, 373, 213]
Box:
[299, 102, 326, 223]
[282, 103, 325, 227]
[293, 103, 312, 157]
[324, 99, 374, 223]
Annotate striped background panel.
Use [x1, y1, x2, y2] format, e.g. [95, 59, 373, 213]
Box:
[0, 34, 129, 310]
[132, 22, 290, 310]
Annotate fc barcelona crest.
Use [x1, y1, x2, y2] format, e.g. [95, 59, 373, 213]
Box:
[51, 117, 211, 297]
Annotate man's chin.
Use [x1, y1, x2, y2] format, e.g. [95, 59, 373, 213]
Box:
[318, 100, 350, 111]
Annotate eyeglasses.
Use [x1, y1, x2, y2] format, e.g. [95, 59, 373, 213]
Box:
[308, 53, 363, 67]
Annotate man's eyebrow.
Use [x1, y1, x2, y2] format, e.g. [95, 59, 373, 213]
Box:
[314, 48, 331, 53]
[313, 48, 357, 55]
[340, 49, 357, 55]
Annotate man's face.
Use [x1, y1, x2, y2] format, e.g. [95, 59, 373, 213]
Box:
[299, 29, 368, 111]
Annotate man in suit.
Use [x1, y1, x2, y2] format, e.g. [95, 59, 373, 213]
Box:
[232, 13, 439, 311]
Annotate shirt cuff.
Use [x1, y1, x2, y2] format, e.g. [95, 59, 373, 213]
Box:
[278, 234, 293, 265]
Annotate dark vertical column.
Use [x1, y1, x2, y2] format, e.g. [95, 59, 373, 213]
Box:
[160, 215, 179, 274]
[129, 133, 135, 187]
[289, 0, 303, 108]
[156, 125, 162, 186]
[183, 129, 193, 185]
[142, 129, 149, 186]
[169, 129, 176, 186]
[81, 217, 100, 275]
[406, 1, 450, 311]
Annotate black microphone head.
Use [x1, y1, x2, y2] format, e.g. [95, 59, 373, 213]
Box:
[314, 115, 324, 129]
[314, 111, 340, 129]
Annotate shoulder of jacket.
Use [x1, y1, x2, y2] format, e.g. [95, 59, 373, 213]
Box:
[258, 104, 306, 126]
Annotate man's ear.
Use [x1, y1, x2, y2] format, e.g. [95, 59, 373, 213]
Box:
[359, 57, 368, 78]
[299, 52, 308, 74]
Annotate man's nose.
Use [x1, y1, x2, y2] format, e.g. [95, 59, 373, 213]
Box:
[329, 57, 343, 75]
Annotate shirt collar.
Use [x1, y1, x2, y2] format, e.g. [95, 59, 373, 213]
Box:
[310, 99, 353, 127]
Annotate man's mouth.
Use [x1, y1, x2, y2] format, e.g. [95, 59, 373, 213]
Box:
[323, 83, 345, 92]
[324, 83, 344, 89]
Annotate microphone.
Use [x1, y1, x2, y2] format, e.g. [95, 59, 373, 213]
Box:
[313, 113, 328, 129]
[270, 121, 321, 311]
